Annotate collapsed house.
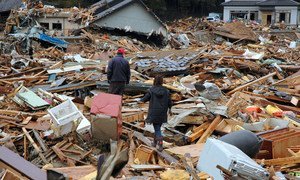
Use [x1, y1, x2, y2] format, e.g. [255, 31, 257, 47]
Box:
[90, 0, 168, 38]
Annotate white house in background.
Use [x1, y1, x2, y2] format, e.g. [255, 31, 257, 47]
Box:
[222, 0, 300, 25]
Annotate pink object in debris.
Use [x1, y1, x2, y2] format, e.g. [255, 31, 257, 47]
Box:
[90, 92, 122, 117]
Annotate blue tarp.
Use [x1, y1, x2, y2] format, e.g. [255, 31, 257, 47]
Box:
[38, 33, 68, 49]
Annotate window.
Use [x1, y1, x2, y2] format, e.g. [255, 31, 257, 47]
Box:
[52, 23, 62, 30]
[279, 13, 286, 22]
[40, 23, 49, 30]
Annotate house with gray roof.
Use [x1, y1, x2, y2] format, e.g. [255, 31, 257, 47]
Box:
[222, 0, 300, 25]
[90, 0, 168, 38]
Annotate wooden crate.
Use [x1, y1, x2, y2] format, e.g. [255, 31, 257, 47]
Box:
[257, 128, 300, 159]
[135, 145, 154, 164]
[122, 112, 144, 123]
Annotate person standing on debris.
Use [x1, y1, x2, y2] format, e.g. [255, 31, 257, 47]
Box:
[139, 75, 172, 151]
[107, 48, 131, 95]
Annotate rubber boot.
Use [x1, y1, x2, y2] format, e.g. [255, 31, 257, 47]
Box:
[157, 137, 163, 152]
[151, 136, 157, 147]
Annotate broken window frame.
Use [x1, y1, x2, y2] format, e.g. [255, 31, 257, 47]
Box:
[52, 23, 62, 30]
[40, 22, 49, 30]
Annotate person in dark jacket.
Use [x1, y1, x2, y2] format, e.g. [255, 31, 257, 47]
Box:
[107, 48, 131, 95]
[140, 75, 172, 151]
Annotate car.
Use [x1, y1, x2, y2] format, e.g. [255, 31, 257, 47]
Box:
[207, 16, 220, 22]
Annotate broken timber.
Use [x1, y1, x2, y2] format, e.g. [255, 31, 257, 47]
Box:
[227, 72, 277, 95]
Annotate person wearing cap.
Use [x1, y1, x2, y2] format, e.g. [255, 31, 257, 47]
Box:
[107, 48, 131, 95]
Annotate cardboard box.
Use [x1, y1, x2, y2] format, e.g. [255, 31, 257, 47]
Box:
[91, 114, 119, 141]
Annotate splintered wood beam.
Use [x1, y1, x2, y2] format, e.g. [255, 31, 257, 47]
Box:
[227, 72, 277, 95]
[188, 129, 204, 143]
[52, 146, 67, 162]
[188, 122, 210, 142]
[197, 115, 222, 144]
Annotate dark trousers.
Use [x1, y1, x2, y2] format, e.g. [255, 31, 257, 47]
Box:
[153, 123, 162, 138]
[108, 82, 126, 95]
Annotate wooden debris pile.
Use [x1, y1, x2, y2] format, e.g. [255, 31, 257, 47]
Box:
[0, 9, 300, 179]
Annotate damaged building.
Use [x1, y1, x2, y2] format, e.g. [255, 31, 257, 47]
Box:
[36, 11, 85, 36]
[0, 0, 22, 30]
[222, 0, 300, 25]
[90, 0, 168, 38]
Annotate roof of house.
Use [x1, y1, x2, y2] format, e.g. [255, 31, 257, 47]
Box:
[0, 0, 22, 12]
[221, 1, 261, 6]
[222, 0, 300, 6]
[90, 0, 166, 27]
[257, 0, 300, 6]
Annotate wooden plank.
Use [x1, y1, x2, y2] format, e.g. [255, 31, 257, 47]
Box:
[0, 115, 20, 122]
[0, 67, 44, 79]
[47, 81, 96, 93]
[227, 72, 277, 95]
[52, 146, 66, 162]
[80, 149, 93, 160]
[61, 149, 82, 155]
[188, 122, 210, 142]
[47, 165, 96, 179]
[22, 127, 48, 164]
[128, 132, 135, 165]
[165, 143, 204, 159]
[2, 76, 48, 82]
[0, 110, 46, 117]
[32, 130, 48, 152]
[259, 156, 300, 166]
[197, 115, 222, 144]
[188, 129, 204, 142]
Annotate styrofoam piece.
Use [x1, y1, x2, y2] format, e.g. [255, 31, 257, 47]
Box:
[197, 138, 269, 180]
[51, 121, 75, 137]
[48, 99, 84, 126]
[48, 99, 88, 137]
[76, 117, 91, 134]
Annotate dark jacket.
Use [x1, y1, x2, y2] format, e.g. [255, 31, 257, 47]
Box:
[141, 86, 172, 124]
[107, 54, 130, 84]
